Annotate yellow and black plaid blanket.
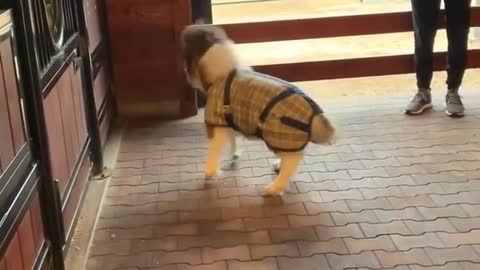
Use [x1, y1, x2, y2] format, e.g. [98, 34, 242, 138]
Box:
[205, 69, 322, 152]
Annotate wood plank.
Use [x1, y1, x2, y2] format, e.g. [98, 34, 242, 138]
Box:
[0, 258, 6, 270]
[99, 101, 112, 147]
[0, 51, 15, 170]
[0, 36, 25, 154]
[85, 0, 103, 50]
[43, 88, 69, 194]
[93, 66, 108, 113]
[221, 7, 480, 43]
[5, 234, 24, 270]
[63, 155, 90, 235]
[30, 193, 44, 250]
[252, 49, 480, 82]
[72, 63, 88, 146]
[58, 65, 80, 171]
[18, 209, 36, 270]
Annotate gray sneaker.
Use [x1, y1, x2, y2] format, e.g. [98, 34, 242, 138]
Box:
[445, 90, 464, 117]
[405, 89, 432, 115]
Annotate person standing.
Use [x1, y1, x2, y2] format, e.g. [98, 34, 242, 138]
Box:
[405, 0, 471, 117]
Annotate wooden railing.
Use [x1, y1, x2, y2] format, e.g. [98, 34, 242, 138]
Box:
[219, 6, 480, 81]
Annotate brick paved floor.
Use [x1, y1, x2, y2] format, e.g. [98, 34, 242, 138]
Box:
[86, 92, 480, 270]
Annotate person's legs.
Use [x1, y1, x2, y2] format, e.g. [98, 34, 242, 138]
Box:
[444, 0, 471, 117]
[405, 0, 441, 115]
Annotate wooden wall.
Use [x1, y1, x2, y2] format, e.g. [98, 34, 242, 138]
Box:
[0, 29, 26, 173]
[85, 0, 115, 149]
[0, 12, 45, 269]
[0, 195, 44, 270]
[105, 0, 195, 118]
[43, 62, 91, 236]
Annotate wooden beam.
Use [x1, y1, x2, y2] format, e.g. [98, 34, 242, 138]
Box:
[220, 6, 480, 43]
[252, 49, 480, 82]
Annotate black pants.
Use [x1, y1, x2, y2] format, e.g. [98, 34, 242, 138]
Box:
[411, 0, 471, 90]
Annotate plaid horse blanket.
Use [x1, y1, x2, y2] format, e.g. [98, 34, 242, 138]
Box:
[205, 69, 322, 152]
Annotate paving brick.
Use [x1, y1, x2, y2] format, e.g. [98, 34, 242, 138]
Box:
[221, 206, 263, 220]
[211, 231, 271, 248]
[375, 249, 432, 268]
[109, 176, 142, 186]
[227, 258, 278, 270]
[152, 249, 202, 266]
[449, 217, 480, 232]
[461, 262, 480, 270]
[361, 186, 406, 199]
[390, 233, 445, 250]
[250, 242, 299, 259]
[424, 246, 480, 264]
[218, 186, 262, 198]
[371, 175, 416, 188]
[346, 197, 393, 212]
[179, 190, 219, 200]
[112, 168, 143, 178]
[280, 192, 323, 204]
[153, 223, 200, 238]
[86, 95, 480, 270]
[387, 195, 437, 209]
[304, 200, 350, 215]
[417, 205, 469, 219]
[94, 226, 154, 241]
[337, 151, 377, 162]
[131, 238, 177, 252]
[412, 172, 466, 185]
[202, 245, 250, 263]
[270, 227, 317, 243]
[288, 213, 334, 228]
[331, 210, 380, 226]
[238, 196, 283, 207]
[348, 167, 390, 179]
[301, 163, 329, 172]
[244, 216, 289, 231]
[320, 189, 364, 202]
[460, 203, 480, 217]
[298, 238, 349, 256]
[107, 183, 158, 197]
[374, 208, 423, 223]
[344, 235, 397, 253]
[361, 157, 401, 169]
[409, 262, 464, 270]
[360, 221, 410, 238]
[100, 204, 159, 219]
[97, 212, 177, 229]
[399, 184, 446, 197]
[277, 255, 330, 270]
[180, 209, 222, 222]
[296, 181, 338, 193]
[437, 230, 480, 247]
[142, 172, 205, 184]
[304, 154, 341, 163]
[175, 231, 270, 250]
[430, 192, 480, 206]
[176, 262, 227, 270]
[325, 160, 365, 171]
[87, 254, 152, 269]
[263, 202, 307, 216]
[326, 251, 382, 270]
[208, 219, 245, 232]
[335, 178, 377, 190]
[88, 240, 132, 256]
[316, 224, 364, 240]
[310, 170, 351, 182]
